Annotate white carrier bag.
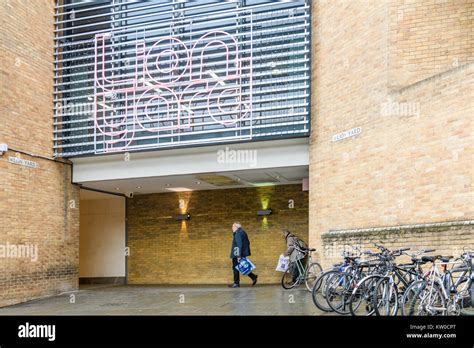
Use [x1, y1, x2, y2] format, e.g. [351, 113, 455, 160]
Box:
[275, 254, 290, 272]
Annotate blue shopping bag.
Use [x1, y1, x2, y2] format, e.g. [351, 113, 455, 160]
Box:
[235, 257, 256, 275]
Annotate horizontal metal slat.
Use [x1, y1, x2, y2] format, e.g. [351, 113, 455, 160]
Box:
[54, 0, 311, 157]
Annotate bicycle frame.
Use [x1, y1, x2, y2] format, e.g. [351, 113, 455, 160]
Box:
[291, 250, 314, 283]
[421, 260, 470, 315]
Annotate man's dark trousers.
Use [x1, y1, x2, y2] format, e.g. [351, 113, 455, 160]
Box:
[232, 258, 257, 284]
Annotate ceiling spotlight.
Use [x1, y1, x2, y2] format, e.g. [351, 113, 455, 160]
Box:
[175, 213, 191, 221]
[115, 187, 120, 191]
[252, 182, 275, 187]
[196, 181, 201, 185]
[257, 209, 272, 216]
[166, 187, 193, 192]
[136, 186, 142, 189]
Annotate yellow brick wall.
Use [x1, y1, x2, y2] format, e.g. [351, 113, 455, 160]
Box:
[322, 222, 474, 266]
[127, 185, 308, 284]
[0, 0, 56, 157]
[389, 0, 474, 88]
[0, 0, 80, 307]
[309, 0, 474, 267]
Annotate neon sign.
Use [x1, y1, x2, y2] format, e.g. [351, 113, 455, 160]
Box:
[93, 13, 253, 153]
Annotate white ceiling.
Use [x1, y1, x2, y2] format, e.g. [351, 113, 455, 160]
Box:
[71, 138, 309, 184]
[80, 165, 308, 196]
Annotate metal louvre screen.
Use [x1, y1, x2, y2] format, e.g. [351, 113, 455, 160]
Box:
[54, 0, 311, 157]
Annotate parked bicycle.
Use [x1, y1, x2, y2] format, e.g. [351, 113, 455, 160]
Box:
[310, 242, 473, 316]
[373, 247, 435, 316]
[312, 247, 384, 314]
[406, 249, 473, 316]
[461, 250, 474, 316]
[281, 246, 322, 291]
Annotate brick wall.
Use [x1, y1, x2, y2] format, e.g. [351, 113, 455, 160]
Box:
[0, 0, 80, 307]
[127, 185, 308, 284]
[322, 221, 474, 265]
[0, 0, 56, 156]
[309, 0, 474, 267]
[389, 0, 473, 88]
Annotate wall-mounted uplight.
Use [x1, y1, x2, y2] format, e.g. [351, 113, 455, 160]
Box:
[175, 214, 191, 221]
[257, 209, 272, 216]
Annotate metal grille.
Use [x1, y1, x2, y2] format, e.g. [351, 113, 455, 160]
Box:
[54, 0, 311, 157]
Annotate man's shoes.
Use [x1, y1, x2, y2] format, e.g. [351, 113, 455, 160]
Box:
[228, 283, 240, 288]
[252, 275, 258, 286]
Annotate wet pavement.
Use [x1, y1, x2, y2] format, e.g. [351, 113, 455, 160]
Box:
[0, 284, 330, 315]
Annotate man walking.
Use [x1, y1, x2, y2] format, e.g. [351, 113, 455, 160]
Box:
[228, 222, 258, 288]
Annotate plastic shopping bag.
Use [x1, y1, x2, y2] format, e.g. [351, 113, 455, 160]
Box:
[275, 254, 290, 272]
[235, 257, 256, 275]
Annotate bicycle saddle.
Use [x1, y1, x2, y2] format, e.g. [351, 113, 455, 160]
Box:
[421, 255, 438, 262]
[438, 256, 453, 263]
[358, 260, 383, 267]
[421, 255, 453, 263]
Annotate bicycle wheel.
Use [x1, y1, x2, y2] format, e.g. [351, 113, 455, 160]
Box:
[400, 279, 425, 316]
[349, 275, 381, 316]
[454, 278, 471, 312]
[373, 277, 399, 316]
[311, 270, 340, 312]
[304, 262, 323, 292]
[326, 271, 355, 315]
[408, 280, 447, 316]
[281, 262, 299, 289]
